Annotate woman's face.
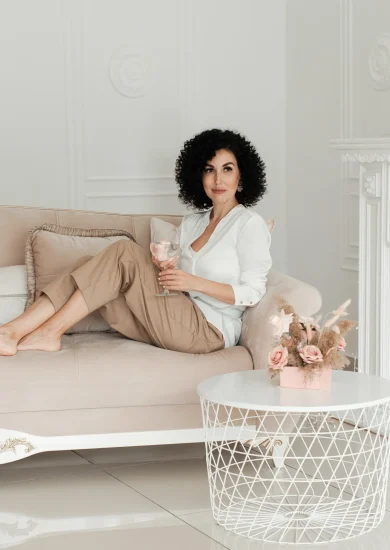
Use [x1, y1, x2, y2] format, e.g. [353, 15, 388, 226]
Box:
[202, 149, 240, 206]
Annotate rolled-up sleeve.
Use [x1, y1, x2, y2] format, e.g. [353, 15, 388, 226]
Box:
[231, 215, 272, 307]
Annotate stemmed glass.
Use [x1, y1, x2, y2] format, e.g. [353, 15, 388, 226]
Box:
[150, 240, 181, 296]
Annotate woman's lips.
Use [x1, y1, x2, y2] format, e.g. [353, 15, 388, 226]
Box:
[212, 189, 226, 194]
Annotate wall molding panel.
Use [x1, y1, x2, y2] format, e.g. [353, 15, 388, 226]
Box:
[84, 190, 180, 215]
[340, 0, 353, 140]
[86, 175, 173, 182]
[60, 0, 185, 212]
[339, 0, 358, 272]
[61, 0, 85, 210]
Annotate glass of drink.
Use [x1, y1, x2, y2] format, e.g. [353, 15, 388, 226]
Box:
[150, 240, 181, 296]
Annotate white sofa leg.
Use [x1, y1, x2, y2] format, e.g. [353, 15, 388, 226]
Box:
[272, 436, 289, 469]
[242, 435, 289, 469]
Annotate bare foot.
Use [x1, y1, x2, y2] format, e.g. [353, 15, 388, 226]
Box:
[0, 330, 19, 356]
[17, 328, 61, 352]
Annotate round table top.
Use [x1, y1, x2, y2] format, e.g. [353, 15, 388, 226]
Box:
[197, 370, 390, 412]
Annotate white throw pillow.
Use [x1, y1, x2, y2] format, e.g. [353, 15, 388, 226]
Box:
[150, 217, 180, 244]
[0, 266, 28, 326]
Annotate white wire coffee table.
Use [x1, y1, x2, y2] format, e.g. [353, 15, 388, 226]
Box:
[197, 370, 390, 545]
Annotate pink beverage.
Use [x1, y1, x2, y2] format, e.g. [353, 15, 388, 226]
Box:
[150, 241, 170, 261]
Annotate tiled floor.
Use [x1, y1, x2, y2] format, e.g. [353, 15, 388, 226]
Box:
[0, 443, 389, 549]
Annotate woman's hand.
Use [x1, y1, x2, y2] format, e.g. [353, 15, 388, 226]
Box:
[158, 268, 199, 293]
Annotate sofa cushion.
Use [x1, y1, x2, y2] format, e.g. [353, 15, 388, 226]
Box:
[25, 224, 136, 333]
[0, 333, 253, 413]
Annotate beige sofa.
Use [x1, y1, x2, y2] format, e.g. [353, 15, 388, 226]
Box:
[0, 205, 321, 465]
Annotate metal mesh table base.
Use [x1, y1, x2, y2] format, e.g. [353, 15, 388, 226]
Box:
[201, 400, 390, 544]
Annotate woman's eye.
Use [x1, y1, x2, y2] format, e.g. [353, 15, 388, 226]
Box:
[204, 167, 233, 173]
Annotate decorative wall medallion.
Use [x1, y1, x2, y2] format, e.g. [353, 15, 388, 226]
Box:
[109, 47, 147, 98]
[363, 173, 381, 198]
[369, 34, 390, 90]
[0, 437, 34, 455]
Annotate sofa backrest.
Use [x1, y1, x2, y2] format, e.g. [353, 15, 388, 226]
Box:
[0, 205, 183, 267]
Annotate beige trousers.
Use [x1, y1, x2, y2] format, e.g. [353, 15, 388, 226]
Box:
[39, 239, 225, 354]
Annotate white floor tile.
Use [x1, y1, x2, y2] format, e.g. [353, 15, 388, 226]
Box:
[180, 509, 390, 550]
[0, 451, 93, 485]
[284, 428, 390, 512]
[106, 457, 212, 515]
[0, 451, 88, 469]
[105, 453, 335, 517]
[285, 425, 384, 480]
[76, 442, 205, 466]
[0, 470, 226, 549]
[13, 526, 229, 550]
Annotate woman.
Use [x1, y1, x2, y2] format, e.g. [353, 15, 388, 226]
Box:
[0, 129, 272, 356]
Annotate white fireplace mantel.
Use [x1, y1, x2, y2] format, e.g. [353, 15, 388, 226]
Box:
[330, 138, 390, 379]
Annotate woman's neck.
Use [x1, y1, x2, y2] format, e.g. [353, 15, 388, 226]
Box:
[210, 199, 240, 223]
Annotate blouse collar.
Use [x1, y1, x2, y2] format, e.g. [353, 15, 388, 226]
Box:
[204, 203, 244, 223]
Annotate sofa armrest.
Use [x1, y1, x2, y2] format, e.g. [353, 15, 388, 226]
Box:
[238, 269, 322, 370]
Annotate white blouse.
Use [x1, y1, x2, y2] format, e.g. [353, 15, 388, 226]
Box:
[177, 204, 272, 348]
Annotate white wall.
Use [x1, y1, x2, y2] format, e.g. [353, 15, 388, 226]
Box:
[0, 0, 287, 271]
[0, 1, 69, 208]
[286, 0, 390, 357]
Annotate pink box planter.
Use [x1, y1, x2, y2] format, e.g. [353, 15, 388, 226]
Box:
[280, 366, 332, 390]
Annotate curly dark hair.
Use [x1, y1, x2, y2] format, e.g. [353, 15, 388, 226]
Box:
[175, 128, 267, 211]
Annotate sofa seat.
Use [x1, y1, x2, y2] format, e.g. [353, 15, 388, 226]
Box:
[0, 332, 253, 414]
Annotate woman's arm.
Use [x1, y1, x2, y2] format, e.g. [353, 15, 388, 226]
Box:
[230, 215, 272, 307]
[194, 277, 235, 305]
[159, 215, 272, 305]
[195, 215, 272, 305]
[158, 269, 235, 303]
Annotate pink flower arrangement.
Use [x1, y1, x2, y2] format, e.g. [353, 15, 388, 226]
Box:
[267, 296, 357, 378]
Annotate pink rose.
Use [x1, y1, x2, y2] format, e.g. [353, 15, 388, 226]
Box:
[268, 345, 289, 371]
[337, 337, 346, 351]
[299, 345, 323, 364]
